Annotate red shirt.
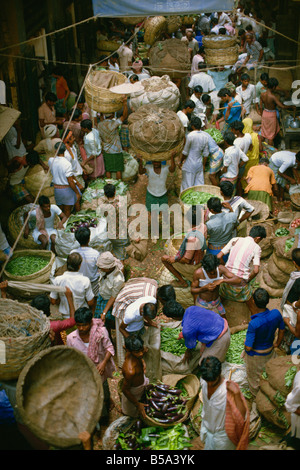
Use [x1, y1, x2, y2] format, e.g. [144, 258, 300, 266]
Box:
[50, 318, 75, 345]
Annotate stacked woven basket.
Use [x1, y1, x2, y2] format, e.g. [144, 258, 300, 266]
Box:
[85, 70, 127, 114]
[202, 35, 238, 66]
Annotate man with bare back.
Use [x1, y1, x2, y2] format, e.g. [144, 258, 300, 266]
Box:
[260, 77, 295, 146]
[121, 335, 149, 419]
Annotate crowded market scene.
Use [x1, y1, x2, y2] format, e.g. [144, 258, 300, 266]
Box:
[1, 0, 300, 454]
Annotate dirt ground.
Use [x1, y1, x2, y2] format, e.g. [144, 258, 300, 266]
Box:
[90, 170, 294, 451]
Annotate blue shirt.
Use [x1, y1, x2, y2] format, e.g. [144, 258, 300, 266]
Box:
[208, 69, 232, 91]
[245, 309, 285, 356]
[182, 306, 226, 349]
[223, 98, 242, 124]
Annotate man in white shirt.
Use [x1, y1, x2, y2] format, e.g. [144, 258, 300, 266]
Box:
[236, 73, 256, 116]
[285, 370, 300, 449]
[50, 252, 96, 318]
[230, 120, 252, 154]
[188, 63, 216, 94]
[220, 130, 248, 193]
[108, 53, 120, 72]
[179, 116, 210, 191]
[190, 85, 206, 123]
[177, 100, 196, 136]
[269, 150, 300, 201]
[119, 296, 157, 338]
[71, 226, 101, 296]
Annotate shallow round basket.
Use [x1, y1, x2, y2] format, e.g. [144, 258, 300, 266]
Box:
[247, 200, 270, 223]
[0, 299, 51, 381]
[143, 374, 200, 428]
[205, 45, 239, 66]
[85, 70, 127, 113]
[16, 346, 104, 449]
[3, 249, 55, 299]
[179, 184, 222, 212]
[202, 35, 237, 49]
[278, 211, 294, 224]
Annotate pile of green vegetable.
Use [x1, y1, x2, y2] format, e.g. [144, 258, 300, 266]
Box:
[114, 420, 191, 450]
[275, 228, 290, 237]
[144, 382, 188, 425]
[204, 128, 224, 144]
[225, 329, 247, 364]
[285, 365, 298, 389]
[65, 210, 99, 233]
[181, 189, 215, 205]
[161, 327, 186, 356]
[5, 256, 49, 276]
[82, 178, 128, 203]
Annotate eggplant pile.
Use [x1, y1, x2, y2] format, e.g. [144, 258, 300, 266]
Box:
[144, 382, 188, 425]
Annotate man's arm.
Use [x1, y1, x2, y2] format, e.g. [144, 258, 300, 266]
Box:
[119, 320, 130, 338]
[121, 369, 148, 418]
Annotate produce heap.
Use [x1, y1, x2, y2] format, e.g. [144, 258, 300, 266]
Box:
[160, 327, 186, 356]
[65, 210, 99, 233]
[144, 382, 188, 425]
[225, 329, 247, 365]
[204, 128, 224, 144]
[5, 256, 49, 276]
[81, 178, 128, 204]
[181, 190, 215, 205]
[114, 420, 191, 451]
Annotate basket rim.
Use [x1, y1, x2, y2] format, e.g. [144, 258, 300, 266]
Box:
[3, 249, 55, 281]
[15, 345, 104, 448]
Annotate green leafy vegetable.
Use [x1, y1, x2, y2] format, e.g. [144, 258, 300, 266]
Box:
[204, 128, 224, 143]
[160, 327, 186, 356]
[181, 190, 215, 205]
[285, 237, 295, 252]
[284, 366, 298, 389]
[6, 256, 49, 276]
[275, 228, 290, 237]
[225, 329, 247, 364]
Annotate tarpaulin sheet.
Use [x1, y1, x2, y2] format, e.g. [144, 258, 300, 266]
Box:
[92, 0, 234, 17]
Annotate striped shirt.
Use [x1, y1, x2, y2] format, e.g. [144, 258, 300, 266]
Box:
[221, 236, 261, 280]
[112, 277, 157, 320]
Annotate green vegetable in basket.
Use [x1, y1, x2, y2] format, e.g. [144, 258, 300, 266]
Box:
[181, 190, 215, 205]
[6, 256, 49, 276]
[275, 228, 290, 237]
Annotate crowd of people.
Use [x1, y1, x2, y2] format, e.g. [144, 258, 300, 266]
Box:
[1, 0, 300, 452]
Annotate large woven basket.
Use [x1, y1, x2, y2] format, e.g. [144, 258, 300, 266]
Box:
[179, 184, 222, 212]
[166, 15, 182, 34]
[16, 346, 104, 449]
[97, 40, 121, 52]
[0, 299, 51, 381]
[120, 16, 145, 25]
[3, 249, 55, 299]
[24, 165, 54, 198]
[8, 203, 39, 249]
[85, 70, 127, 113]
[143, 374, 200, 428]
[149, 39, 190, 79]
[205, 45, 239, 66]
[202, 35, 237, 49]
[144, 16, 167, 46]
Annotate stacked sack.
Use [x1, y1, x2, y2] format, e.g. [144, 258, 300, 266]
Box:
[256, 356, 300, 431]
[129, 75, 180, 112]
[259, 231, 298, 298]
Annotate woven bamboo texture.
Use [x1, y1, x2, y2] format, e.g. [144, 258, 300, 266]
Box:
[16, 346, 104, 448]
[3, 249, 55, 299]
[0, 299, 51, 381]
[202, 35, 237, 49]
[120, 17, 145, 25]
[8, 203, 39, 249]
[144, 16, 167, 46]
[205, 45, 239, 66]
[97, 40, 121, 52]
[85, 70, 127, 113]
[166, 16, 182, 34]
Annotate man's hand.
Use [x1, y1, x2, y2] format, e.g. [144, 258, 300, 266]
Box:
[226, 380, 240, 395]
[137, 402, 148, 420]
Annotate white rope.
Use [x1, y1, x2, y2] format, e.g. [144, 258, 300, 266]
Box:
[6, 281, 66, 293]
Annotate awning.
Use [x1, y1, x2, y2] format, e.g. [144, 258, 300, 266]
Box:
[0, 106, 21, 142]
[92, 0, 234, 17]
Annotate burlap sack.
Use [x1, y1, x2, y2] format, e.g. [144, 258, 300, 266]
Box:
[262, 264, 285, 290]
[258, 269, 284, 298]
[125, 239, 148, 261]
[129, 75, 180, 112]
[273, 234, 299, 260]
[264, 355, 300, 396]
[272, 252, 295, 276]
[267, 254, 290, 285]
[148, 38, 190, 78]
[256, 389, 291, 430]
[128, 104, 185, 160]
